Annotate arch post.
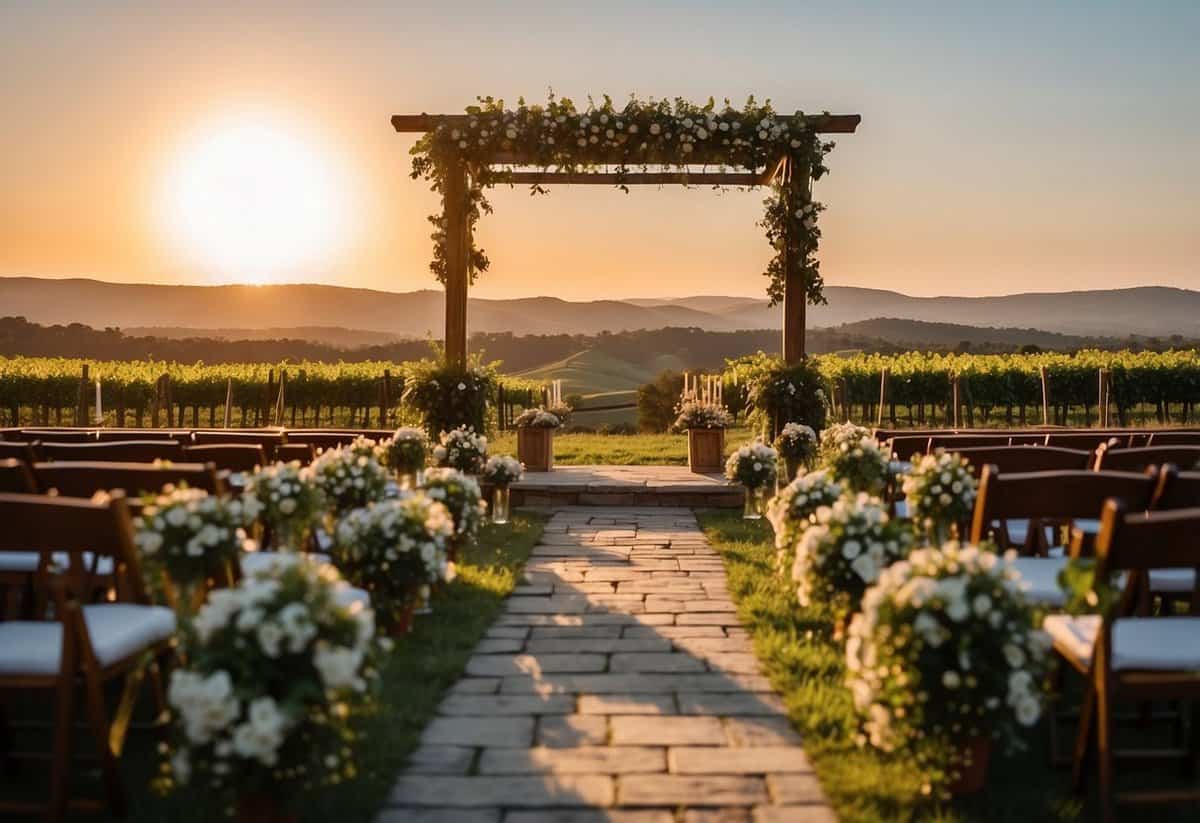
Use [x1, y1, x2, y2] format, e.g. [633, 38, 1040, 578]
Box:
[781, 157, 813, 364]
[443, 158, 470, 368]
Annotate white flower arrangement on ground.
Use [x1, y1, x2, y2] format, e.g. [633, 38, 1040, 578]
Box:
[134, 485, 260, 593]
[332, 494, 454, 631]
[433, 425, 489, 473]
[901, 450, 979, 541]
[672, 401, 732, 432]
[165, 556, 381, 806]
[513, 408, 562, 430]
[482, 454, 523, 487]
[724, 441, 778, 490]
[792, 493, 913, 621]
[310, 443, 392, 518]
[382, 427, 429, 475]
[846, 541, 1051, 796]
[765, 468, 843, 572]
[420, 467, 487, 544]
[243, 462, 325, 551]
[819, 422, 890, 495]
[774, 422, 818, 471]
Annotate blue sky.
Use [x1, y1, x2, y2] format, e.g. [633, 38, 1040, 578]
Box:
[1, 0, 1197, 299]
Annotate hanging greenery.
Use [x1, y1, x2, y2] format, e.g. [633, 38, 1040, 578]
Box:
[409, 94, 838, 305]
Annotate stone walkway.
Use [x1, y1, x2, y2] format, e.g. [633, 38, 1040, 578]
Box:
[380, 507, 835, 823]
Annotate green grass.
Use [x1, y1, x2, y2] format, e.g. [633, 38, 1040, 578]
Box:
[512, 348, 658, 394]
[490, 425, 759, 466]
[0, 513, 547, 822]
[696, 511, 1200, 823]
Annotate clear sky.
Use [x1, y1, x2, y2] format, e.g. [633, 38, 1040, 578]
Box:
[1, 0, 1197, 300]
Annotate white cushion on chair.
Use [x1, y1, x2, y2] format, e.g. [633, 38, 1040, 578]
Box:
[0, 604, 175, 676]
[893, 500, 908, 519]
[1043, 614, 1200, 671]
[1149, 568, 1196, 593]
[0, 552, 40, 573]
[240, 551, 331, 577]
[1009, 556, 1068, 607]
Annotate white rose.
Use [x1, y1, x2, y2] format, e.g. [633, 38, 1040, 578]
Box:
[942, 670, 961, 689]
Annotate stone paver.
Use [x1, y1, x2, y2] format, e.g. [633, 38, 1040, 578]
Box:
[380, 508, 834, 822]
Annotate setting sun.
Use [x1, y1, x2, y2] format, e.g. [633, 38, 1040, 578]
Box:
[155, 116, 353, 283]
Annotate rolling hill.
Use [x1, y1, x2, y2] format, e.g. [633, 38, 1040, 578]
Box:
[2, 276, 1198, 339]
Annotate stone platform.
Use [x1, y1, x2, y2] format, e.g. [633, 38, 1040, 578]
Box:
[509, 466, 743, 509]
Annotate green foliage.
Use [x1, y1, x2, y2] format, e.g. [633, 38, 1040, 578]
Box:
[401, 356, 495, 436]
[733, 353, 829, 438]
[409, 94, 836, 303]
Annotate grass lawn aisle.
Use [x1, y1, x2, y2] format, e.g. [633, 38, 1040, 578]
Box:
[110, 512, 548, 823]
[696, 511, 1092, 823]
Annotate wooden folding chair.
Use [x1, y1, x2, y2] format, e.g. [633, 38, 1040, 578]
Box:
[274, 443, 316, 464]
[1045, 432, 1134, 452]
[969, 467, 1158, 606]
[0, 492, 176, 821]
[94, 429, 190, 444]
[1148, 431, 1200, 447]
[182, 444, 266, 473]
[191, 430, 286, 458]
[1043, 501, 1200, 822]
[888, 434, 931, 462]
[40, 440, 185, 463]
[1094, 445, 1200, 473]
[32, 460, 225, 499]
[0, 460, 38, 615]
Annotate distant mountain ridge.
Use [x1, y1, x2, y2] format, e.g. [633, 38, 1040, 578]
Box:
[1, 276, 1196, 338]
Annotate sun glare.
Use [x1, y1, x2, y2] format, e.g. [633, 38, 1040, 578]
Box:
[156, 116, 353, 283]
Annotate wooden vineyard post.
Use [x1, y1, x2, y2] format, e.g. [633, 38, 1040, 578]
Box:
[223, 379, 233, 428]
[274, 370, 287, 428]
[381, 370, 392, 428]
[164, 375, 174, 428]
[951, 374, 961, 428]
[151, 375, 163, 428]
[1039, 366, 1050, 427]
[116, 387, 126, 428]
[1097, 368, 1111, 428]
[75, 363, 89, 426]
[443, 157, 470, 369]
[264, 369, 275, 426]
[875, 368, 889, 427]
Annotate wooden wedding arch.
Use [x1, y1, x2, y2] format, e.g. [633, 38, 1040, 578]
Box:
[392, 110, 860, 368]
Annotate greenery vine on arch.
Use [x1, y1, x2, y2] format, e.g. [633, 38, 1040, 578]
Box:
[409, 94, 838, 307]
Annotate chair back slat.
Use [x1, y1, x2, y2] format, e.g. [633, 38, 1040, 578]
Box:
[929, 434, 1013, 450]
[33, 461, 224, 499]
[40, 440, 185, 463]
[0, 458, 37, 493]
[191, 431, 286, 454]
[0, 440, 39, 464]
[1094, 445, 1200, 473]
[274, 443, 315, 464]
[888, 435, 931, 461]
[19, 429, 96, 443]
[1044, 432, 1132, 450]
[95, 429, 190, 443]
[182, 444, 266, 473]
[284, 431, 370, 451]
[1147, 431, 1200, 447]
[1096, 501, 1200, 573]
[956, 445, 1090, 474]
[970, 467, 1157, 545]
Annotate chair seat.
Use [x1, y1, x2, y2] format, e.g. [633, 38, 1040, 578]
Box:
[1010, 556, 1069, 607]
[240, 551, 332, 576]
[1044, 614, 1200, 671]
[0, 551, 40, 573]
[0, 604, 176, 676]
[1149, 568, 1196, 593]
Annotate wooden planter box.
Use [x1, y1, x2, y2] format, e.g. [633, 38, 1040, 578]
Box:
[687, 427, 725, 474]
[518, 427, 554, 471]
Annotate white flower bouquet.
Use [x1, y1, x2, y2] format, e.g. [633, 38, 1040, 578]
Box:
[481, 454, 523, 487]
[672, 401, 731, 432]
[819, 423, 890, 495]
[382, 427, 429, 475]
[134, 485, 260, 597]
[774, 422, 818, 473]
[243, 462, 325, 551]
[765, 468, 843, 571]
[513, 408, 561, 430]
[166, 557, 381, 811]
[901, 450, 978, 541]
[333, 494, 454, 633]
[792, 493, 913, 622]
[846, 541, 1051, 795]
[310, 444, 392, 518]
[420, 467, 487, 549]
[433, 425, 489, 473]
[724, 441, 778, 490]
